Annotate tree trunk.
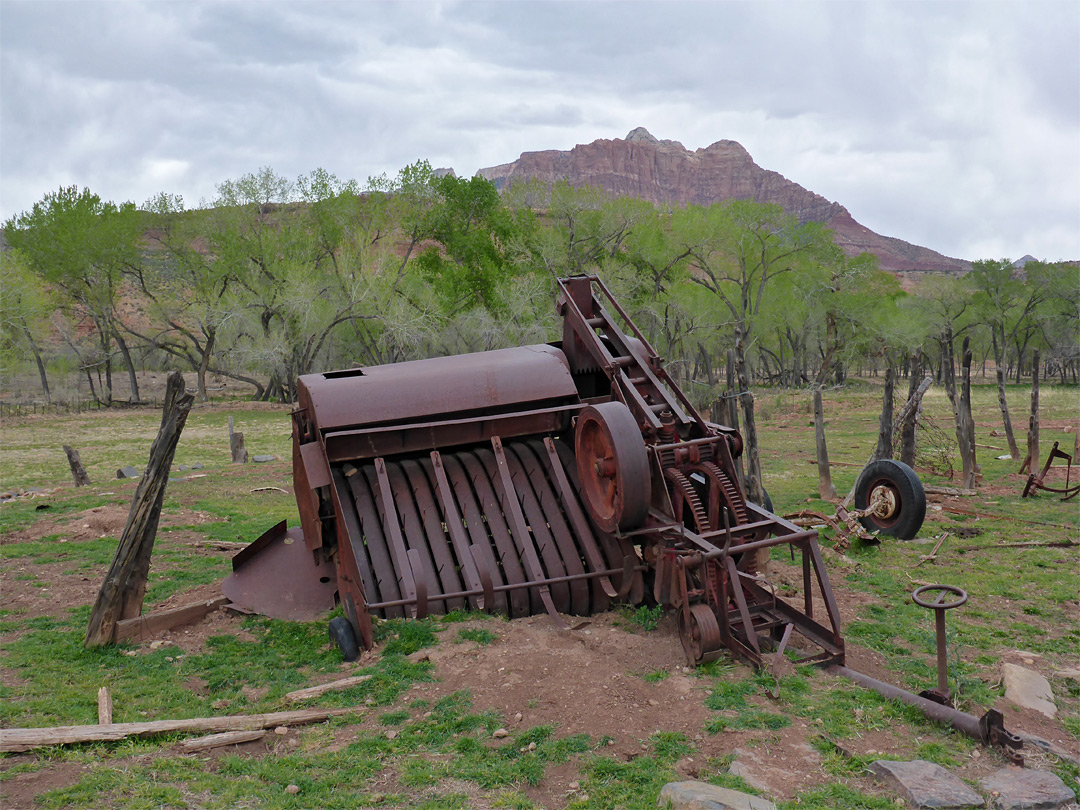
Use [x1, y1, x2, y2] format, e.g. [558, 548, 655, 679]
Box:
[113, 330, 141, 403]
[876, 364, 896, 459]
[22, 326, 51, 403]
[992, 332, 1020, 459]
[813, 388, 836, 499]
[85, 372, 194, 647]
[842, 375, 933, 507]
[1024, 349, 1040, 474]
[724, 348, 743, 489]
[900, 353, 923, 467]
[196, 331, 215, 403]
[734, 329, 763, 505]
[958, 337, 977, 488]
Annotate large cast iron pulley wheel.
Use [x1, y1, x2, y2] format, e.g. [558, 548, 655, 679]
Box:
[854, 459, 926, 540]
[574, 401, 650, 533]
[679, 603, 723, 665]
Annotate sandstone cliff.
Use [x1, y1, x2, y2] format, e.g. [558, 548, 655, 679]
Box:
[478, 128, 970, 276]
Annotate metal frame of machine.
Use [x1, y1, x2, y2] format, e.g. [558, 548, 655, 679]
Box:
[222, 274, 1023, 763]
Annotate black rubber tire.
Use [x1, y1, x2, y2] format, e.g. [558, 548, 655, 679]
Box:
[329, 616, 361, 662]
[854, 459, 926, 540]
[756, 489, 774, 515]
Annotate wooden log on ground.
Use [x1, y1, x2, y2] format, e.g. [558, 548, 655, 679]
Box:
[85, 372, 195, 647]
[181, 730, 268, 753]
[924, 485, 977, 497]
[284, 675, 373, 703]
[63, 445, 91, 487]
[97, 687, 112, 725]
[0, 707, 358, 753]
[113, 596, 228, 642]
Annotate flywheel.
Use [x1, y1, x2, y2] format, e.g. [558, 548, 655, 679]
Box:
[574, 401, 651, 533]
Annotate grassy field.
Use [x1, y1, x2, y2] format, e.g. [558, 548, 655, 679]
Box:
[1, 380, 1077, 809]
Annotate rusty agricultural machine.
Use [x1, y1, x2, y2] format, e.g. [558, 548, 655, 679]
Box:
[223, 275, 1023, 762]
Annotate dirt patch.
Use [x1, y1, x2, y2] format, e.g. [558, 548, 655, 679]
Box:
[0, 759, 94, 810]
[1, 503, 220, 546]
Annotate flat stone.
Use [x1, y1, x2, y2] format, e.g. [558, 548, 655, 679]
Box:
[657, 780, 776, 810]
[728, 761, 769, 793]
[116, 466, 141, 479]
[1002, 663, 1057, 718]
[252, 454, 276, 463]
[979, 767, 1075, 810]
[870, 760, 982, 809]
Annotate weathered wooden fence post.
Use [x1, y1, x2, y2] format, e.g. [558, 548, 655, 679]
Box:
[228, 415, 248, 464]
[1022, 349, 1040, 474]
[813, 388, 836, 500]
[876, 364, 896, 460]
[63, 446, 92, 487]
[85, 372, 194, 647]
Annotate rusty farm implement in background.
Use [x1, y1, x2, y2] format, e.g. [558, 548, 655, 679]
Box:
[222, 274, 1023, 763]
[1022, 441, 1080, 501]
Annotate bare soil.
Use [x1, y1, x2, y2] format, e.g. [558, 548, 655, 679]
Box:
[2, 504, 1076, 808]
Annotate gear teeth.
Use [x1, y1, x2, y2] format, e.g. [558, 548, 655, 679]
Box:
[665, 468, 709, 534]
[701, 461, 748, 525]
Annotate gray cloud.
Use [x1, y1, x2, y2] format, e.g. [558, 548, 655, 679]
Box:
[1, 0, 1076, 260]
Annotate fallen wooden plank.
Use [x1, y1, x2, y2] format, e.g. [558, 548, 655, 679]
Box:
[924, 485, 977, 497]
[180, 729, 268, 753]
[0, 707, 358, 753]
[114, 596, 228, 642]
[808, 459, 865, 468]
[285, 675, 373, 702]
[915, 532, 949, 567]
[97, 687, 112, 725]
[956, 539, 1077, 552]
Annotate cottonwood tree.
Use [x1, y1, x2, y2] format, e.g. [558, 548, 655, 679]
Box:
[4, 187, 144, 404]
[677, 200, 831, 504]
[970, 258, 1044, 458]
[0, 252, 55, 400]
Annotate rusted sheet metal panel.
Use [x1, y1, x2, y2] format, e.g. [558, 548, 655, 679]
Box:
[223, 523, 337, 621]
[322, 405, 578, 462]
[299, 440, 332, 490]
[297, 345, 578, 433]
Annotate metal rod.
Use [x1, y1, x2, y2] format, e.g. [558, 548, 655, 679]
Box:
[366, 564, 649, 610]
[935, 602, 949, 694]
[828, 665, 983, 740]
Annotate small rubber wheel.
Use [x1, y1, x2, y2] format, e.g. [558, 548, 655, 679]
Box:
[329, 616, 361, 662]
[854, 459, 926, 540]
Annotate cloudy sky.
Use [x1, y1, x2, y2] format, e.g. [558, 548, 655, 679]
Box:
[2, 1, 1077, 261]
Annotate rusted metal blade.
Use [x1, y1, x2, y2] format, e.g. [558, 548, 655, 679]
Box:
[223, 524, 337, 621]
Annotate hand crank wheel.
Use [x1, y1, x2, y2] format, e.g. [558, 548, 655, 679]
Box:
[574, 401, 650, 533]
[679, 603, 723, 665]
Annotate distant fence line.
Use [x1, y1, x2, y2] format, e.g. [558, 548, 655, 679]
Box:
[0, 399, 166, 418]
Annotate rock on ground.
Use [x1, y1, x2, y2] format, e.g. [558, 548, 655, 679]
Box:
[870, 760, 982, 809]
[979, 766, 1076, 810]
[1002, 663, 1058, 719]
[658, 780, 776, 810]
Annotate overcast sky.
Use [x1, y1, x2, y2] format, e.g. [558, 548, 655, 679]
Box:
[2, 1, 1077, 262]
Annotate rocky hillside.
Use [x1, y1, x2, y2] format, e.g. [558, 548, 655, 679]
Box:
[479, 128, 970, 276]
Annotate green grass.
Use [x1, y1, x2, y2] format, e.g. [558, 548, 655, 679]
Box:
[2, 385, 1078, 807]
